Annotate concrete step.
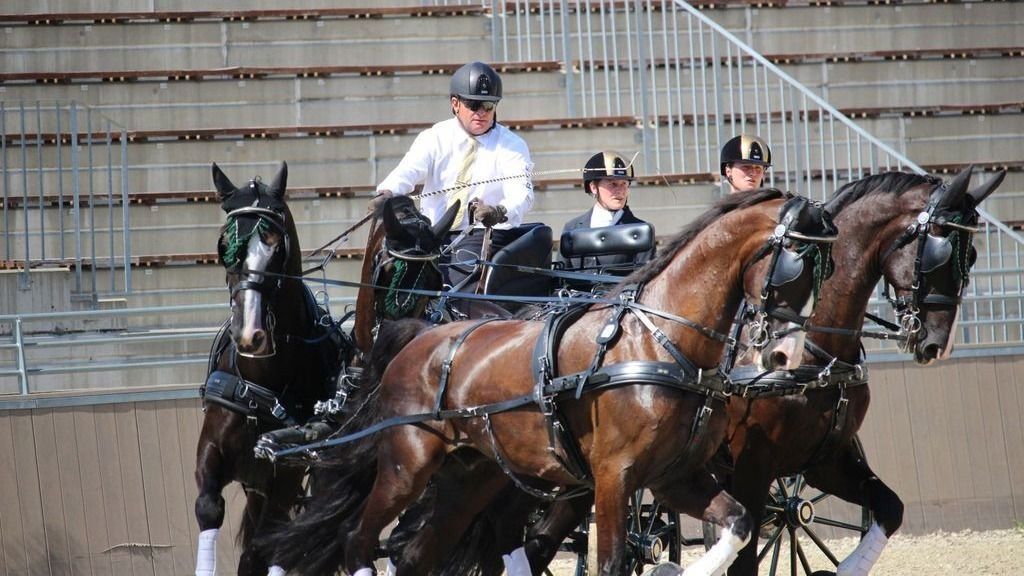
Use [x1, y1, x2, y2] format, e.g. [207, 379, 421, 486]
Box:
[1, 14, 492, 73]
[7, 165, 1022, 274]
[1, 177, 723, 261]
[5, 54, 1023, 132]
[0, 67, 568, 130]
[6, 2, 1020, 73]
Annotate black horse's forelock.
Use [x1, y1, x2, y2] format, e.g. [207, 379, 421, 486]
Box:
[826, 172, 940, 216]
[622, 188, 787, 287]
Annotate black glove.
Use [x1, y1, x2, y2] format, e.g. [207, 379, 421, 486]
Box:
[367, 190, 393, 214]
[472, 202, 508, 227]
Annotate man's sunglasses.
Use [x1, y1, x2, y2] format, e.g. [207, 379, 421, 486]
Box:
[459, 99, 498, 113]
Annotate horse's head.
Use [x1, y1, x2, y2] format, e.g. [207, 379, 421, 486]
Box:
[214, 162, 294, 358]
[876, 166, 1003, 364]
[372, 196, 459, 321]
[741, 195, 838, 370]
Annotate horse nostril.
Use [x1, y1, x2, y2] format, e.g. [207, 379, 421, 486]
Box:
[250, 330, 266, 349]
[922, 343, 941, 360]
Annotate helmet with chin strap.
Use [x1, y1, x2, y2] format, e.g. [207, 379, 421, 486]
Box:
[583, 151, 635, 193]
[720, 134, 772, 176]
[450, 61, 503, 102]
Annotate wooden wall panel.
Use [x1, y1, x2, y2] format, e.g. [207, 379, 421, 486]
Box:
[92, 406, 133, 575]
[993, 356, 1024, 523]
[0, 411, 26, 574]
[112, 404, 154, 575]
[174, 400, 200, 574]
[11, 411, 50, 575]
[154, 402, 194, 575]
[51, 409, 89, 576]
[134, 403, 173, 574]
[863, 354, 1024, 535]
[72, 407, 112, 576]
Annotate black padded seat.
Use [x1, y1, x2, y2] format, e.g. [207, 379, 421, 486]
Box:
[559, 221, 654, 274]
[482, 223, 554, 298]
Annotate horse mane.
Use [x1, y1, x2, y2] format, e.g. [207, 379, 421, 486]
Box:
[622, 188, 787, 287]
[826, 171, 940, 215]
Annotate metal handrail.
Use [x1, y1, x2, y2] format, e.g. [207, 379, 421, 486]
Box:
[0, 297, 357, 396]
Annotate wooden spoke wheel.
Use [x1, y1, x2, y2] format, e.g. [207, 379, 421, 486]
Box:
[702, 437, 873, 576]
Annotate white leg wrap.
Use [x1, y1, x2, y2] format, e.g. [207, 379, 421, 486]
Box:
[682, 523, 747, 576]
[384, 559, 397, 576]
[195, 528, 218, 576]
[267, 566, 285, 576]
[837, 522, 888, 576]
[502, 547, 532, 576]
[352, 568, 375, 576]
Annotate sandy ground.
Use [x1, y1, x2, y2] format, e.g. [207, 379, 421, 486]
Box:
[545, 528, 1024, 575]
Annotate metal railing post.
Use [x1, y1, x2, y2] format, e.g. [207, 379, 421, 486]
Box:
[121, 129, 131, 294]
[70, 102, 83, 293]
[634, 0, 653, 173]
[19, 102, 30, 288]
[1, 101, 8, 262]
[106, 122, 115, 292]
[490, 0, 500, 59]
[56, 101, 65, 261]
[15, 318, 29, 395]
[560, 0, 576, 117]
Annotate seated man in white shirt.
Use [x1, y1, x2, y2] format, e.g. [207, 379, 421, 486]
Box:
[370, 61, 534, 289]
[560, 151, 655, 274]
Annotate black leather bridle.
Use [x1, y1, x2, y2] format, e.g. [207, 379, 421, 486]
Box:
[219, 202, 291, 357]
[878, 183, 979, 345]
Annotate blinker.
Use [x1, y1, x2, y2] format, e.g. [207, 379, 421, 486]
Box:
[769, 246, 805, 287]
[920, 233, 954, 274]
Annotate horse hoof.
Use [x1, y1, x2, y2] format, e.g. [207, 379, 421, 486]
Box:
[810, 571, 836, 576]
[641, 562, 683, 576]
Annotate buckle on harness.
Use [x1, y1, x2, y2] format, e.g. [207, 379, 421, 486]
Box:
[270, 401, 288, 422]
[817, 357, 837, 384]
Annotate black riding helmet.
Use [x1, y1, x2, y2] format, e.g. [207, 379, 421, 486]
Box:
[720, 134, 772, 176]
[450, 61, 503, 102]
[583, 151, 635, 193]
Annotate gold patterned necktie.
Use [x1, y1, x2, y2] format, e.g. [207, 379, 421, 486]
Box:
[448, 137, 478, 227]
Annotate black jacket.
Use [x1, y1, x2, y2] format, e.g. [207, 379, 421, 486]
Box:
[559, 205, 656, 272]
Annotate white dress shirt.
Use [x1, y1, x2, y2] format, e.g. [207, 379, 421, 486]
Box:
[377, 117, 534, 230]
[589, 203, 624, 228]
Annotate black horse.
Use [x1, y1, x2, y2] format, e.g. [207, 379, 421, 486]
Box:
[194, 162, 348, 576]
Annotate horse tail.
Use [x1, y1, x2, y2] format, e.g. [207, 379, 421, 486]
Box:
[257, 318, 431, 574]
[444, 485, 545, 575]
[389, 480, 544, 576]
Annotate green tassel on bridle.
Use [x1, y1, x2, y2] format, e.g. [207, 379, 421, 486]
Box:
[221, 216, 269, 269]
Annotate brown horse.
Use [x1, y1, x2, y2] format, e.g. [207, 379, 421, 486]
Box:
[352, 195, 461, 356]
[716, 166, 1004, 576]
[430, 167, 1003, 576]
[194, 162, 348, 575]
[260, 189, 838, 575]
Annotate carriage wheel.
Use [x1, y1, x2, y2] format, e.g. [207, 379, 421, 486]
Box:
[566, 489, 681, 576]
[702, 437, 873, 576]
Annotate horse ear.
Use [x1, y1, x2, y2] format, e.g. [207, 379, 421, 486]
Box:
[212, 163, 237, 203]
[968, 169, 1004, 206]
[432, 199, 461, 240]
[268, 161, 288, 199]
[937, 164, 973, 209]
[382, 198, 418, 247]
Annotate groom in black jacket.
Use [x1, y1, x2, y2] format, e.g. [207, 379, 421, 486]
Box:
[560, 151, 655, 273]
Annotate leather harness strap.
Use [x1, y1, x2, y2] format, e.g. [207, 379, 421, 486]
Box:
[435, 317, 503, 419]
